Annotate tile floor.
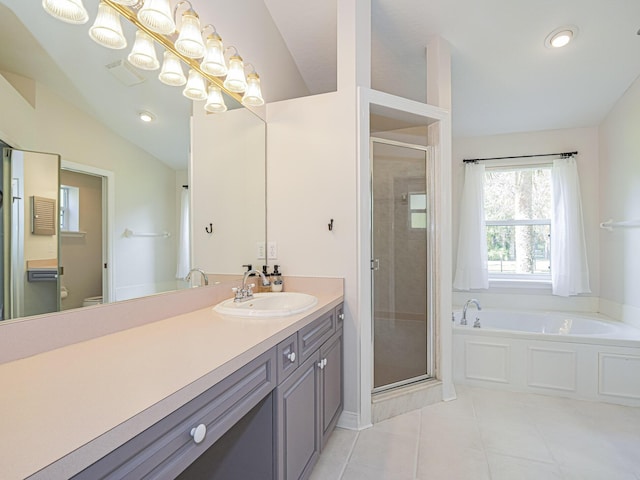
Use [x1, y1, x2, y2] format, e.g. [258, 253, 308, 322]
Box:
[310, 385, 640, 480]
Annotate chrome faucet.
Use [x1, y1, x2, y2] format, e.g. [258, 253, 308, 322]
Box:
[185, 268, 209, 286]
[233, 269, 271, 303]
[462, 298, 481, 326]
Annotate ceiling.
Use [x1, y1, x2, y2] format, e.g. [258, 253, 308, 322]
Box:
[265, 0, 640, 137]
[2, 0, 639, 169]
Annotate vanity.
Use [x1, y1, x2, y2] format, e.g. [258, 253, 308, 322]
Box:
[0, 278, 344, 480]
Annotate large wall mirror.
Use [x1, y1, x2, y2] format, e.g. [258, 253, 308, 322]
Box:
[0, 0, 266, 321]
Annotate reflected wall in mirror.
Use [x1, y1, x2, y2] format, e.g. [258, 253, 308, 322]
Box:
[2, 148, 60, 320]
[0, 0, 267, 322]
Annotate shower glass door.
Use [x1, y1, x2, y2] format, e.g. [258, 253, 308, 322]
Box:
[371, 138, 433, 392]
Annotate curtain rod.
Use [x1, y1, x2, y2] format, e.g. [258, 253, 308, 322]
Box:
[463, 151, 578, 163]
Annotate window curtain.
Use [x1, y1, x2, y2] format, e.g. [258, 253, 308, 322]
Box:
[175, 187, 190, 279]
[551, 157, 590, 296]
[453, 163, 489, 290]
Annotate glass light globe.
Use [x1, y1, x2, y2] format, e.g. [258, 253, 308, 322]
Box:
[127, 30, 159, 71]
[175, 10, 205, 59]
[159, 51, 187, 86]
[205, 85, 227, 113]
[183, 69, 208, 101]
[223, 55, 247, 93]
[201, 34, 228, 76]
[89, 1, 127, 50]
[137, 0, 175, 35]
[42, 0, 89, 24]
[242, 73, 265, 107]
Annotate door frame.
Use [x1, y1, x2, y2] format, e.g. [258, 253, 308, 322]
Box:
[61, 161, 115, 304]
[370, 137, 435, 393]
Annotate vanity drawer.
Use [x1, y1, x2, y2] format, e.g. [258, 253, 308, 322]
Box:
[73, 348, 276, 480]
[298, 308, 336, 363]
[276, 333, 299, 384]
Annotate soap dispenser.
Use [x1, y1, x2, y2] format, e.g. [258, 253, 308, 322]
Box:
[271, 265, 283, 292]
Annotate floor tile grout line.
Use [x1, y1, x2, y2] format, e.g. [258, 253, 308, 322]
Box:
[472, 390, 495, 480]
[337, 429, 360, 480]
[413, 408, 423, 479]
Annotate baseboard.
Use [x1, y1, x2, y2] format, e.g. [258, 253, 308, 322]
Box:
[336, 410, 369, 431]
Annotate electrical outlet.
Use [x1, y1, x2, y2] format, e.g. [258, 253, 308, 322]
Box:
[267, 241, 277, 260]
[256, 242, 266, 260]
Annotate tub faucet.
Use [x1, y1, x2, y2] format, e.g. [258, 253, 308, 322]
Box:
[462, 299, 481, 326]
[185, 268, 209, 286]
[234, 269, 271, 303]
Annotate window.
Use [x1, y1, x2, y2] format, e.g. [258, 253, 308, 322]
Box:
[408, 192, 427, 229]
[484, 165, 552, 278]
[60, 185, 80, 231]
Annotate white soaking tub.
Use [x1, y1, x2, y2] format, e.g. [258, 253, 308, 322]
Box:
[452, 308, 640, 406]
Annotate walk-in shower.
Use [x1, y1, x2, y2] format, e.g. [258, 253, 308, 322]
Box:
[371, 138, 435, 392]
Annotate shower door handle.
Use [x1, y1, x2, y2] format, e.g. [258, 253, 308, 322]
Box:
[370, 259, 380, 271]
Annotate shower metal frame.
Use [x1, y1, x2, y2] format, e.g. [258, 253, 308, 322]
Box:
[370, 137, 436, 394]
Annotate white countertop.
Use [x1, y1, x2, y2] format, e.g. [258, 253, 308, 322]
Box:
[0, 282, 343, 480]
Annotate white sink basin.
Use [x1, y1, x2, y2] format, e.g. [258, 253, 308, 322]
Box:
[213, 292, 318, 318]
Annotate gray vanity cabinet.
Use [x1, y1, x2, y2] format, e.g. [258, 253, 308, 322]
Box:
[320, 330, 343, 449]
[276, 350, 322, 480]
[71, 303, 343, 480]
[277, 306, 344, 480]
[72, 348, 277, 480]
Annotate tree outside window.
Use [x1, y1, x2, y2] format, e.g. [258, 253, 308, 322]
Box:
[484, 166, 552, 277]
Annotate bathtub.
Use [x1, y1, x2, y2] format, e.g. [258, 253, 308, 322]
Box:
[452, 309, 640, 406]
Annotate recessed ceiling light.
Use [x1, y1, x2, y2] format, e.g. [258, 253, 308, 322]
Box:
[139, 111, 155, 123]
[545, 26, 578, 48]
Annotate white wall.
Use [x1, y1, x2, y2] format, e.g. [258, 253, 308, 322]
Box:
[452, 127, 601, 309]
[267, 90, 359, 418]
[191, 108, 266, 275]
[599, 75, 640, 324]
[0, 74, 179, 302]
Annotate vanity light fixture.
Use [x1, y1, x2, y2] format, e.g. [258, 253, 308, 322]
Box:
[223, 47, 248, 93]
[183, 69, 208, 100]
[174, 1, 206, 59]
[241, 66, 264, 107]
[89, 1, 127, 50]
[42, 0, 89, 24]
[139, 111, 156, 122]
[545, 26, 578, 48]
[200, 26, 228, 76]
[159, 50, 187, 86]
[205, 85, 228, 113]
[43, 0, 267, 113]
[137, 0, 175, 35]
[128, 29, 160, 70]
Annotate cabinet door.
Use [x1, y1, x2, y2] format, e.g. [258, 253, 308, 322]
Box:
[276, 351, 321, 480]
[320, 330, 343, 449]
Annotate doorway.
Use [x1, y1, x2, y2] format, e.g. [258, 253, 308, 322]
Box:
[371, 138, 434, 392]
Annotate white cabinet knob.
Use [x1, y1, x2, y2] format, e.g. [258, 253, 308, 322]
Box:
[339, 313, 345, 320]
[287, 351, 296, 363]
[190, 424, 207, 444]
[317, 358, 328, 369]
